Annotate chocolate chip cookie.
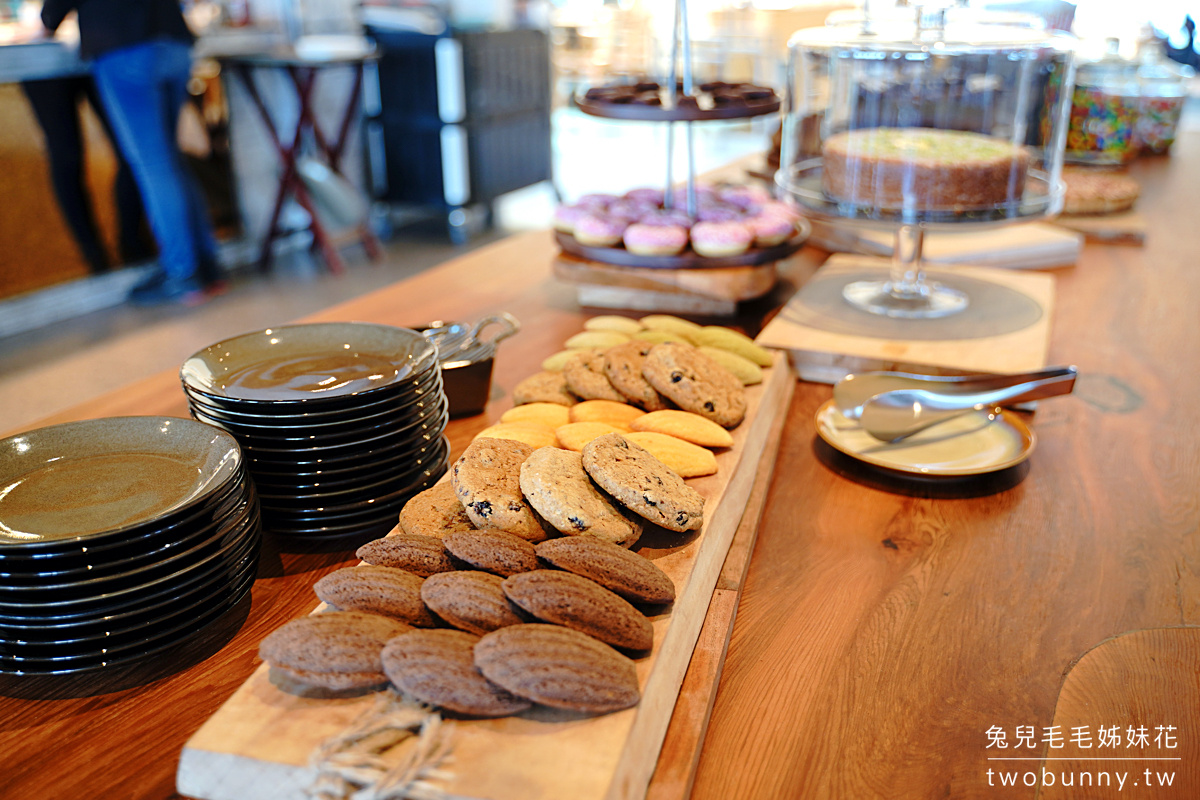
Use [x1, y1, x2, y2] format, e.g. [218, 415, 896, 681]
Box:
[518, 446, 642, 546]
[602, 340, 672, 411]
[512, 371, 578, 406]
[452, 438, 550, 542]
[581, 433, 704, 532]
[399, 480, 476, 539]
[641, 342, 746, 428]
[562, 351, 626, 403]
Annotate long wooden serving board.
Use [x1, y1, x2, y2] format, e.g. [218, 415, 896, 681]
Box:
[177, 352, 792, 800]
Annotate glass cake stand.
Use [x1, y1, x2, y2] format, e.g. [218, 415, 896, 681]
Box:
[777, 158, 1064, 318]
[777, 5, 1076, 319]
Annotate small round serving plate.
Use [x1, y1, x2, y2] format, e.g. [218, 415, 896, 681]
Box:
[180, 322, 438, 405]
[554, 219, 810, 270]
[814, 399, 1035, 477]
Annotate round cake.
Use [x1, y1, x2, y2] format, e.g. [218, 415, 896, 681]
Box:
[821, 127, 1030, 211]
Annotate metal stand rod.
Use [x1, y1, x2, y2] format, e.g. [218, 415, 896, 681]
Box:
[680, 0, 696, 218]
[663, 0, 682, 211]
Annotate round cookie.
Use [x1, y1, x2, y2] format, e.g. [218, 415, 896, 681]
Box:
[381, 629, 532, 717]
[581, 433, 704, 533]
[512, 371, 578, 406]
[399, 481, 476, 539]
[641, 342, 746, 428]
[602, 340, 673, 411]
[420, 570, 527, 635]
[518, 446, 642, 546]
[258, 610, 413, 692]
[562, 351, 626, 403]
[443, 529, 540, 577]
[452, 438, 550, 542]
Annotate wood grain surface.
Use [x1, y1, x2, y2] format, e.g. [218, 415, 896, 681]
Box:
[2, 134, 1198, 800]
[1037, 627, 1199, 799]
[689, 137, 1200, 799]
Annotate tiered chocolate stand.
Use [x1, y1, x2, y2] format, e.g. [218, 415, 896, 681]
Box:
[554, 0, 810, 316]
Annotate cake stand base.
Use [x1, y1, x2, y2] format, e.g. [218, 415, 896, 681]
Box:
[553, 254, 778, 316]
[842, 277, 969, 319]
[755, 254, 1056, 384]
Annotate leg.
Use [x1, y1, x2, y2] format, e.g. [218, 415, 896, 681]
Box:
[21, 77, 110, 274]
[83, 78, 154, 264]
[91, 41, 213, 294]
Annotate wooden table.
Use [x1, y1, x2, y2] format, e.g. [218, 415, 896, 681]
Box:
[2, 134, 1198, 800]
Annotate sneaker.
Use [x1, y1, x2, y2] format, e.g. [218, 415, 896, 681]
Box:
[129, 276, 207, 306]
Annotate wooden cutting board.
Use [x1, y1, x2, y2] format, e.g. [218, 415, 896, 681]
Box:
[177, 352, 793, 800]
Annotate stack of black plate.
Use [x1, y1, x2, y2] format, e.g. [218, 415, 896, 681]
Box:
[0, 417, 260, 676]
[180, 322, 450, 538]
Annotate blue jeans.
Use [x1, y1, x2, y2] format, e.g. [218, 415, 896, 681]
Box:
[91, 39, 217, 285]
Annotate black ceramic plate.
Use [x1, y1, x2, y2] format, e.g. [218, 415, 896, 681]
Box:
[0, 416, 242, 552]
[208, 393, 448, 452]
[0, 545, 258, 675]
[180, 322, 439, 406]
[258, 439, 449, 519]
[265, 463, 446, 537]
[0, 525, 260, 651]
[0, 503, 260, 614]
[187, 376, 445, 438]
[0, 465, 251, 581]
[240, 412, 447, 471]
[181, 365, 443, 424]
[0, 509, 260, 627]
[0, 489, 257, 600]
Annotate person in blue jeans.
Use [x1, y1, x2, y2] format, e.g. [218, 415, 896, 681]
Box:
[41, 0, 222, 305]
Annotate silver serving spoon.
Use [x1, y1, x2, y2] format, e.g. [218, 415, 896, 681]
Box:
[856, 366, 1078, 443]
[834, 366, 1078, 421]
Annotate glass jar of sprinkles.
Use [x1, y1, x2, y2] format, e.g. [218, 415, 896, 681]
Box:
[1064, 40, 1140, 165]
[1135, 52, 1194, 155]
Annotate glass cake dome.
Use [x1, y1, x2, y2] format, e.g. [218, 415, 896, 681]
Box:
[776, 3, 1077, 318]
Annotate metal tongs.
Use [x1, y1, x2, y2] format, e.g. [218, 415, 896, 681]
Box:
[834, 366, 1078, 443]
[422, 313, 520, 362]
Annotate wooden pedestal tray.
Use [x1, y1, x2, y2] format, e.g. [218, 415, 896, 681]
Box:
[553, 253, 778, 316]
[177, 353, 794, 800]
[552, 225, 808, 316]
